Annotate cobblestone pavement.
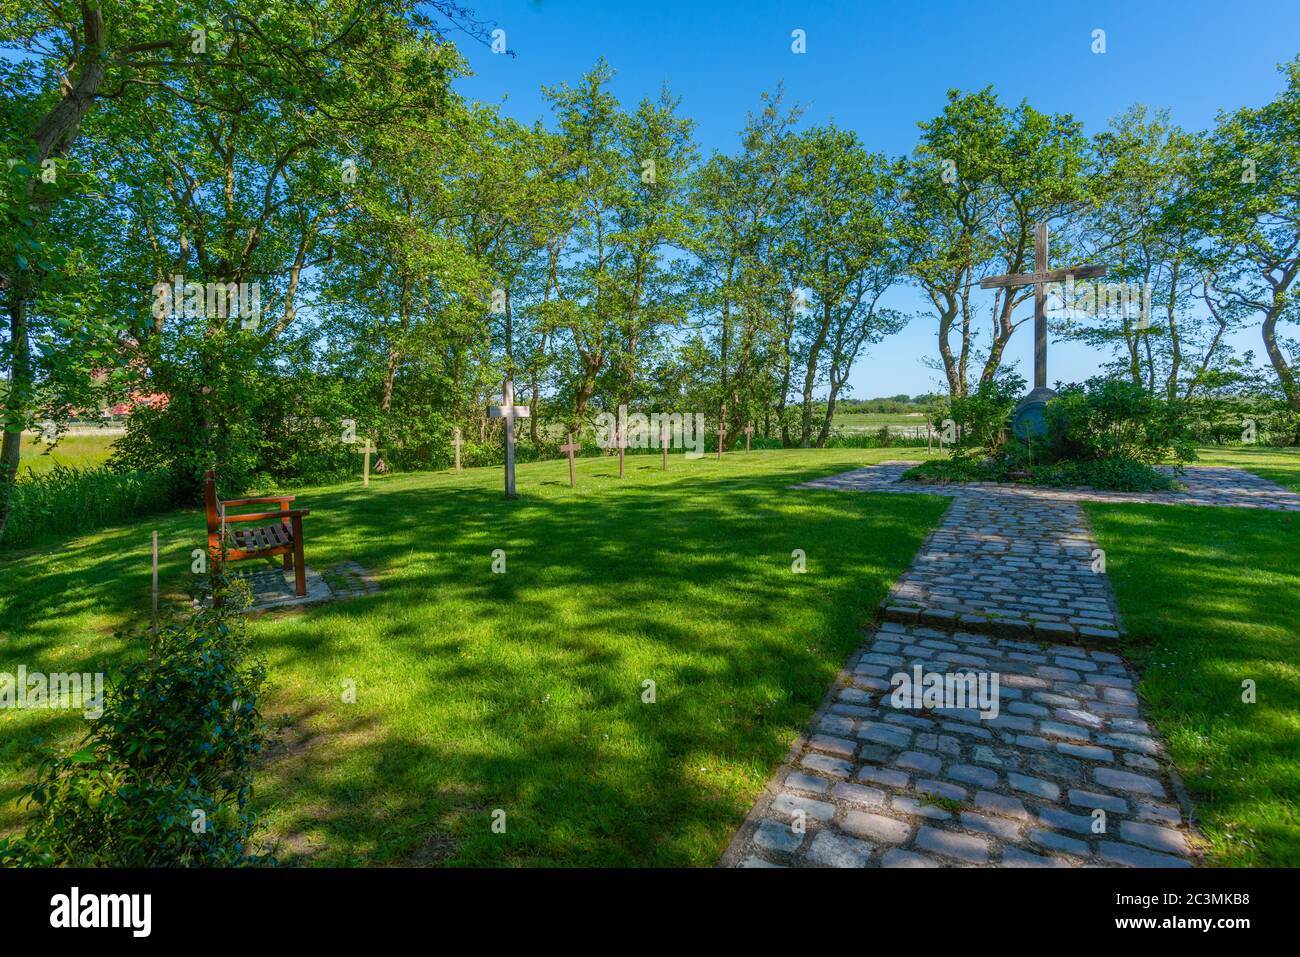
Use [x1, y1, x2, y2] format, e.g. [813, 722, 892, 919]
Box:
[718, 461, 1294, 868]
[721, 623, 1197, 868]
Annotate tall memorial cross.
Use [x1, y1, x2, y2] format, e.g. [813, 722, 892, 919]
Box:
[743, 423, 755, 453]
[488, 379, 530, 498]
[979, 223, 1106, 437]
[452, 427, 464, 473]
[560, 432, 580, 488]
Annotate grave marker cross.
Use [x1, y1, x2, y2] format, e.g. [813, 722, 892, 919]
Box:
[616, 421, 627, 478]
[452, 427, 464, 473]
[743, 423, 755, 453]
[660, 420, 671, 469]
[560, 432, 581, 488]
[979, 223, 1106, 435]
[488, 378, 530, 498]
[716, 408, 727, 461]
[354, 437, 373, 487]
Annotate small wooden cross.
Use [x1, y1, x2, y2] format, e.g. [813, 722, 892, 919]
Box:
[743, 423, 755, 453]
[660, 420, 671, 470]
[355, 437, 373, 487]
[616, 421, 627, 478]
[979, 223, 1106, 391]
[452, 427, 464, 472]
[488, 378, 530, 498]
[560, 432, 580, 488]
[716, 408, 727, 460]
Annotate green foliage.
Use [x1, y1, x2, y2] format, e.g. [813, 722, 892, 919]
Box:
[0, 601, 272, 867]
[942, 371, 1024, 460]
[0, 463, 176, 551]
[1029, 458, 1179, 492]
[1040, 378, 1197, 465]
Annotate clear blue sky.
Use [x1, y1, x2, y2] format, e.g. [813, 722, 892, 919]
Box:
[452, 0, 1300, 398]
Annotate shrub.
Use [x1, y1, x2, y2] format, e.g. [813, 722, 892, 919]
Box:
[0, 464, 178, 551]
[1029, 458, 1179, 492]
[1039, 378, 1196, 465]
[942, 371, 1025, 460]
[0, 599, 273, 867]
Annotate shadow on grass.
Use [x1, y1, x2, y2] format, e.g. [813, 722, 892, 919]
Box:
[0, 450, 947, 864]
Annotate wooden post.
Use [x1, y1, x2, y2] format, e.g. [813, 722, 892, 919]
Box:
[927, 421, 933, 454]
[617, 422, 626, 479]
[362, 438, 371, 487]
[453, 427, 463, 472]
[716, 404, 726, 460]
[660, 420, 670, 469]
[560, 433, 580, 488]
[151, 530, 159, 635]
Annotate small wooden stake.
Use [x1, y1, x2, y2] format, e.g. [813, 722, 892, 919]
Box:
[927, 421, 933, 454]
[453, 427, 463, 472]
[151, 530, 159, 635]
[363, 438, 371, 487]
[661, 421, 670, 469]
[560, 432, 580, 488]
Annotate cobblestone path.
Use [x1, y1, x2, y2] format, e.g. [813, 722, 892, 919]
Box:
[721, 462, 1297, 868]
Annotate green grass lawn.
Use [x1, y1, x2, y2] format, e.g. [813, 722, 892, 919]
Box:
[1086, 447, 1300, 866]
[0, 447, 946, 866]
[832, 411, 931, 431]
[16, 432, 120, 476]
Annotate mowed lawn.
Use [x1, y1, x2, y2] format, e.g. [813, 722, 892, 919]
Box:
[0, 447, 947, 866]
[1087, 446, 1300, 867]
[15, 432, 120, 476]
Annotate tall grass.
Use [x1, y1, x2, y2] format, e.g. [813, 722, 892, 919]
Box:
[1, 465, 178, 552]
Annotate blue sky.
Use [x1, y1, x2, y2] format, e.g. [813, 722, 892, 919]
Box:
[452, 0, 1300, 398]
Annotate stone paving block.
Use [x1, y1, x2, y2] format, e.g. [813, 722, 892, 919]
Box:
[916, 826, 990, 864]
[1094, 767, 1167, 799]
[801, 753, 855, 778]
[1008, 773, 1061, 802]
[880, 848, 939, 868]
[753, 819, 804, 854]
[891, 795, 951, 821]
[1098, 841, 1193, 868]
[1002, 846, 1071, 868]
[808, 734, 857, 758]
[857, 766, 909, 789]
[784, 771, 829, 794]
[771, 792, 835, 823]
[1028, 829, 1089, 857]
[831, 782, 887, 808]
[806, 829, 874, 867]
[972, 790, 1030, 820]
[1119, 820, 1190, 855]
[841, 810, 912, 844]
[895, 751, 942, 775]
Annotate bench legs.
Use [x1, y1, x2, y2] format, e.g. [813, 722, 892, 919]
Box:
[290, 514, 306, 597]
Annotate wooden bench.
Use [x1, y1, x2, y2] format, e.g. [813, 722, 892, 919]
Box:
[204, 470, 310, 603]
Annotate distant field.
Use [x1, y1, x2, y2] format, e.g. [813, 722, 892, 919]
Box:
[832, 411, 932, 432]
[16, 432, 120, 477]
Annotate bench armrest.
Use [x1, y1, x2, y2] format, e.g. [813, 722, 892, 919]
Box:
[224, 508, 310, 523]
[223, 494, 296, 507]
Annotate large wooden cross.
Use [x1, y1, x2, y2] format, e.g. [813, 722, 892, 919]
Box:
[560, 432, 580, 488]
[488, 379, 530, 498]
[979, 223, 1105, 391]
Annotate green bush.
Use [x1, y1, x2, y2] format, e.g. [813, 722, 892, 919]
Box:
[942, 372, 1025, 460]
[0, 464, 177, 551]
[0, 600, 273, 867]
[1040, 378, 1196, 465]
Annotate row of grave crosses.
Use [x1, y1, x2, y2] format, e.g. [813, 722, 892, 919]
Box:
[491, 383, 753, 498]
[358, 225, 1102, 492]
